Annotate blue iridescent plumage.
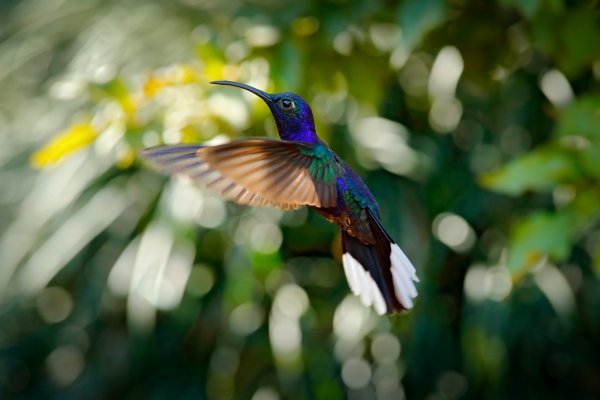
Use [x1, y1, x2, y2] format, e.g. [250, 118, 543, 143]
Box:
[140, 81, 418, 314]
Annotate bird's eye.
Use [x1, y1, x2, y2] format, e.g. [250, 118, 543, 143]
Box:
[281, 98, 293, 109]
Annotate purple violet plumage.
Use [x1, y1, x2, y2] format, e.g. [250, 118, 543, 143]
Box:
[265, 92, 319, 144]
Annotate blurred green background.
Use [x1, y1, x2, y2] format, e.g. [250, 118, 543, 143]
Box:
[1, 0, 600, 398]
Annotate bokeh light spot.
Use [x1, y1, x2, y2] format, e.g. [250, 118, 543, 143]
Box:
[464, 264, 512, 302]
[197, 196, 227, 228]
[429, 96, 463, 133]
[36, 286, 73, 324]
[250, 222, 283, 254]
[273, 284, 309, 319]
[252, 387, 280, 400]
[187, 264, 215, 297]
[371, 333, 401, 364]
[437, 370, 468, 400]
[269, 284, 309, 363]
[399, 54, 430, 96]
[432, 213, 476, 253]
[333, 31, 353, 55]
[540, 69, 574, 107]
[369, 23, 401, 52]
[429, 46, 464, 99]
[45, 345, 84, 386]
[373, 363, 401, 397]
[341, 358, 372, 389]
[245, 25, 280, 48]
[534, 262, 575, 317]
[230, 302, 264, 336]
[333, 296, 376, 343]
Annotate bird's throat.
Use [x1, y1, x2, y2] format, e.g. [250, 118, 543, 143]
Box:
[275, 118, 319, 143]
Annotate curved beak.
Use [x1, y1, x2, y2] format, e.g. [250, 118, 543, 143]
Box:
[210, 80, 273, 103]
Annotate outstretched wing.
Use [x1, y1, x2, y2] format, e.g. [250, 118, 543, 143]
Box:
[140, 139, 339, 209]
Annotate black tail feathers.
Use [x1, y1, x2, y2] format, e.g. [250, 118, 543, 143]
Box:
[341, 211, 418, 314]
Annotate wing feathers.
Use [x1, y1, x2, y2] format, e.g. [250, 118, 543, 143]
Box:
[197, 140, 337, 207]
[140, 139, 338, 209]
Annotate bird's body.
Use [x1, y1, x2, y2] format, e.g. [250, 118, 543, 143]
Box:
[141, 81, 418, 314]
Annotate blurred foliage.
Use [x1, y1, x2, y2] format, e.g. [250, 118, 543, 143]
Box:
[2, 0, 600, 399]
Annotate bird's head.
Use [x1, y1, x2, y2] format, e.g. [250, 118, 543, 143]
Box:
[211, 81, 318, 143]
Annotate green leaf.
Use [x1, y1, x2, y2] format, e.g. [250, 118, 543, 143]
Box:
[576, 145, 600, 179]
[507, 189, 600, 276]
[558, 9, 600, 77]
[555, 96, 600, 142]
[563, 187, 600, 236]
[507, 212, 573, 275]
[480, 145, 581, 196]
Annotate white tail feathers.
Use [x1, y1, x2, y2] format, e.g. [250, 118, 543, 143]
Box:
[342, 242, 418, 315]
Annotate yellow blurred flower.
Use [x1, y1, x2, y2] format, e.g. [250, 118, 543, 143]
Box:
[31, 122, 98, 168]
[143, 64, 199, 98]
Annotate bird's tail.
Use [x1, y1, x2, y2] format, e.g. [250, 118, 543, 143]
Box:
[341, 210, 418, 314]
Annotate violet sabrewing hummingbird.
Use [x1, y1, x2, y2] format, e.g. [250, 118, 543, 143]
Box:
[140, 81, 418, 314]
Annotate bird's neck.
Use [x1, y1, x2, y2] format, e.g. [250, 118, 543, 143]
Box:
[275, 117, 319, 143]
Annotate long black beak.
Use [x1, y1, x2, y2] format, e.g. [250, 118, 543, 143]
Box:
[210, 80, 273, 103]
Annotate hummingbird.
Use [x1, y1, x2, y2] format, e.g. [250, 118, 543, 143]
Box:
[140, 81, 418, 314]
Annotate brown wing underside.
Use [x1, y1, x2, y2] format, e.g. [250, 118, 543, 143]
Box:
[140, 139, 338, 209]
